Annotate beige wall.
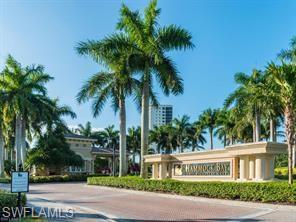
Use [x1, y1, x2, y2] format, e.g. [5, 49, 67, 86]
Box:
[66, 138, 95, 174]
[146, 142, 287, 182]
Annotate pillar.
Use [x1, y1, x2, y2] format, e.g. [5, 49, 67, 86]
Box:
[159, 162, 167, 179]
[255, 155, 266, 180]
[249, 157, 255, 180]
[265, 155, 275, 180]
[233, 157, 239, 179]
[152, 163, 159, 179]
[239, 156, 249, 180]
[269, 156, 275, 179]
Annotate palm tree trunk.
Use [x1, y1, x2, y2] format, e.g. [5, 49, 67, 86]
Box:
[21, 117, 27, 165]
[132, 153, 136, 165]
[140, 77, 150, 178]
[0, 128, 4, 177]
[252, 122, 256, 142]
[284, 105, 294, 185]
[255, 109, 261, 142]
[4, 147, 8, 160]
[15, 115, 22, 170]
[270, 119, 276, 142]
[119, 97, 127, 177]
[293, 144, 296, 168]
[223, 135, 226, 147]
[210, 129, 213, 150]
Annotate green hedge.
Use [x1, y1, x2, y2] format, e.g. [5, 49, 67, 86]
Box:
[0, 174, 107, 184]
[88, 176, 296, 204]
[0, 190, 26, 208]
[275, 167, 296, 180]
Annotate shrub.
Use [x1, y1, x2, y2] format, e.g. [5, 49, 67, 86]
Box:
[0, 190, 26, 208]
[0, 174, 107, 184]
[274, 167, 296, 180]
[88, 176, 296, 204]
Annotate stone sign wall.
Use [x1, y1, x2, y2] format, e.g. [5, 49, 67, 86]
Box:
[174, 161, 231, 176]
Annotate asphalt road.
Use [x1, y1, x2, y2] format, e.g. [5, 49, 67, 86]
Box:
[3, 182, 296, 221]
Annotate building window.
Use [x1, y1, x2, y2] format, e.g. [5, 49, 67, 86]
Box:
[76, 144, 79, 147]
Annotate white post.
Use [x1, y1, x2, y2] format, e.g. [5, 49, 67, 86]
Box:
[268, 156, 275, 179]
[159, 163, 167, 179]
[249, 157, 255, 180]
[152, 163, 159, 179]
[255, 155, 265, 180]
[239, 157, 248, 180]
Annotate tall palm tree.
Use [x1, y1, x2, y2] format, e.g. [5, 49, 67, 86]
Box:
[278, 36, 296, 168]
[198, 108, 219, 149]
[0, 103, 5, 177]
[267, 62, 296, 185]
[172, 115, 191, 153]
[127, 126, 141, 165]
[76, 48, 138, 176]
[116, 0, 194, 177]
[0, 55, 53, 169]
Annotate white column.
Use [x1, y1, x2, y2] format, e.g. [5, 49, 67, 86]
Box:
[265, 155, 275, 180]
[249, 157, 255, 180]
[239, 157, 248, 180]
[152, 163, 159, 179]
[159, 162, 167, 179]
[255, 156, 266, 180]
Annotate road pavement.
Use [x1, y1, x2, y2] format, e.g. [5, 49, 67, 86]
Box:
[21, 182, 296, 222]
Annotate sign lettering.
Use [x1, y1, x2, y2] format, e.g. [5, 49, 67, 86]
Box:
[174, 162, 231, 176]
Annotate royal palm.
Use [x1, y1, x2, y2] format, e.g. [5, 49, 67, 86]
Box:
[76, 46, 138, 176]
[267, 62, 296, 185]
[116, 0, 194, 177]
[0, 55, 53, 169]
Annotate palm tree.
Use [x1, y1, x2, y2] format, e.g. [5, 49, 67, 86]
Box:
[173, 115, 191, 153]
[278, 36, 296, 168]
[0, 55, 53, 169]
[115, 0, 194, 177]
[150, 125, 167, 154]
[127, 126, 141, 165]
[75, 122, 92, 137]
[0, 104, 5, 177]
[99, 125, 119, 176]
[267, 62, 296, 185]
[189, 121, 206, 151]
[215, 109, 236, 146]
[198, 108, 219, 149]
[225, 70, 267, 142]
[278, 36, 296, 63]
[76, 41, 140, 177]
[150, 124, 178, 154]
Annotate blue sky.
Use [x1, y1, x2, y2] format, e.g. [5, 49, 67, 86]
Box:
[1, 0, 296, 148]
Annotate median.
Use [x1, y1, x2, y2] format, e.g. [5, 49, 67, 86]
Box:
[87, 176, 296, 204]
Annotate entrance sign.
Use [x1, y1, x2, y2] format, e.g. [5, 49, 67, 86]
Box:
[174, 161, 231, 176]
[145, 142, 287, 181]
[11, 171, 29, 193]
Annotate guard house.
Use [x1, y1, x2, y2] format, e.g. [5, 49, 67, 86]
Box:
[144, 142, 287, 181]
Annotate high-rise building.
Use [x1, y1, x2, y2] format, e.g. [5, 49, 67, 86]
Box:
[149, 105, 173, 130]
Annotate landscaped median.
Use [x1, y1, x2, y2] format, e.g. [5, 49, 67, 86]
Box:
[87, 176, 296, 204]
[0, 174, 107, 184]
